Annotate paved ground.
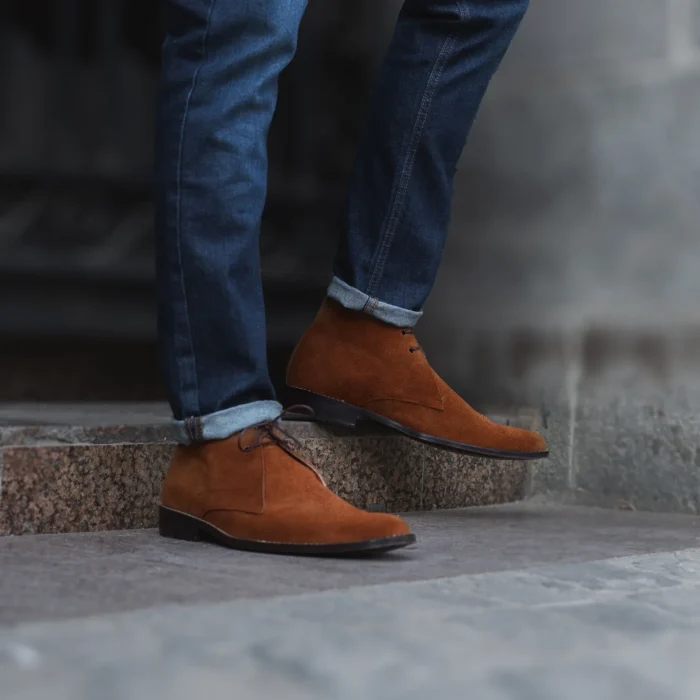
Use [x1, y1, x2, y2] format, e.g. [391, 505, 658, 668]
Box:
[2, 504, 700, 698]
[2, 504, 700, 625]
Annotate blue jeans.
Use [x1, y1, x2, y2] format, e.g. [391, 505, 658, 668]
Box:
[156, 0, 528, 443]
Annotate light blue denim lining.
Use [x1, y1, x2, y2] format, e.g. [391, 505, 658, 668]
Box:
[328, 276, 422, 328]
[173, 400, 282, 445]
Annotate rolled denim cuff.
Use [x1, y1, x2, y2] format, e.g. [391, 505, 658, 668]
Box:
[173, 400, 282, 445]
[327, 276, 422, 328]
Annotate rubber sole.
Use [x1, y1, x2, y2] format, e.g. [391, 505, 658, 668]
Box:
[159, 506, 416, 557]
[287, 387, 549, 462]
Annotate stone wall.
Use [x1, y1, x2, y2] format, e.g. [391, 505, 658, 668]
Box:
[422, 0, 700, 512]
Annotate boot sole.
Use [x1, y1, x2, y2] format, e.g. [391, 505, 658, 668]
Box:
[287, 387, 549, 461]
[159, 506, 416, 557]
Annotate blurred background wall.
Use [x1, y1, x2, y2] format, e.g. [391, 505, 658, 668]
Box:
[2, 0, 700, 508]
[0, 0, 401, 399]
[425, 0, 700, 398]
[420, 0, 700, 509]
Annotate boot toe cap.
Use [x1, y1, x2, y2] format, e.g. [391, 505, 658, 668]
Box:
[342, 512, 413, 543]
[513, 428, 548, 455]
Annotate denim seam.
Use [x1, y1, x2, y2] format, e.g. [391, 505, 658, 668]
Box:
[456, 1, 469, 23]
[173, 0, 219, 416]
[365, 25, 459, 297]
[364, 297, 380, 314]
[185, 417, 195, 443]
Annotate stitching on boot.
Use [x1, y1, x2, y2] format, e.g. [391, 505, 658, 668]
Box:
[364, 397, 443, 411]
[429, 367, 445, 410]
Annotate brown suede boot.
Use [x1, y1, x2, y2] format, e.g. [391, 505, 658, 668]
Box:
[160, 420, 415, 555]
[287, 300, 548, 460]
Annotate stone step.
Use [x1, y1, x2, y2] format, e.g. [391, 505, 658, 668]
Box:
[2, 504, 699, 626]
[0, 403, 541, 536]
[3, 505, 700, 700]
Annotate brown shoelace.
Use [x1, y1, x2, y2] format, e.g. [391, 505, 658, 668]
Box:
[238, 406, 326, 484]
[238, 405, 313, 453]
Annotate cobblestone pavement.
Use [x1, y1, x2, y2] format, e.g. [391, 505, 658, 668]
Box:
[2, 505, 700, 699]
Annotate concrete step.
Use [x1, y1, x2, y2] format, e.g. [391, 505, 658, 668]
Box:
[2, 503, 698, 626]
[3, 505, 700, 699]
[0, 403, 541, 536]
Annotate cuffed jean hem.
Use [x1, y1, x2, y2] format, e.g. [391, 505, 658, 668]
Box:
[173, 400, 283, 445]
[327, 276, 423, 328]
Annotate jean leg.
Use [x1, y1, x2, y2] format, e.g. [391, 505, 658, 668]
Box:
[156, 0, 307, 441]
[333, 0, 528, 316]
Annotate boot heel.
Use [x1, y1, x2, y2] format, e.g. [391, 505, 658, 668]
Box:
[286, 388, 364, 428]
[159, 506, 202, 542]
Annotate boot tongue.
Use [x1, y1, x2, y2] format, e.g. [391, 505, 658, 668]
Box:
[239, 422, 327, 486]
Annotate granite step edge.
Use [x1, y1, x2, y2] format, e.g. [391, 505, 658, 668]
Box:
[0, 409, 542, 447]
[0, 433, 536, 537]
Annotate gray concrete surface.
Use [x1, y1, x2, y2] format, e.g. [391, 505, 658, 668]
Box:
[0, 403, 174, 449]
[0, 403, 173, 429]
[2, 504, 699, 626]
[2, 506, 700, 699]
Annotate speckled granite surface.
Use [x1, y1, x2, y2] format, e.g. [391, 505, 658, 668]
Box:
[0, 445, 174, 536]
[0, 405, 540, 536]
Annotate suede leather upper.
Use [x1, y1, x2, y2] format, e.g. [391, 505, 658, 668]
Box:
[287, 300, 548, 455]
[288, 301, 443, 409]
[162, 427, 412, 545]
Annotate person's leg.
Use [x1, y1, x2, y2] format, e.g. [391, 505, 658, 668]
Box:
[156, 0, 308, 442]
[288, 0, 548, 458]
[156, 0, 414, 554]
[335, 0, 529, 318]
